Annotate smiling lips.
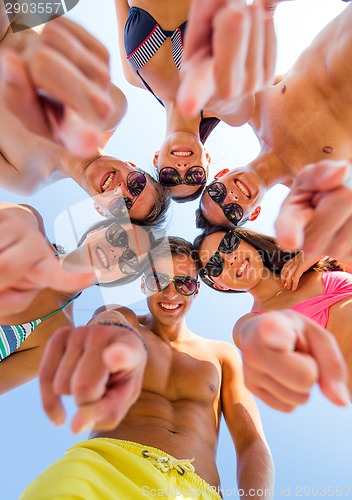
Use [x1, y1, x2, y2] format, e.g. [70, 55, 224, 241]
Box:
[234, 180, 251, 199]
[171, 150, 193, 158]
[101, 172, 116, 193]
[159, 302, 182, 312]
[96, 246, 110, 270]
[236, 258, 249, 278]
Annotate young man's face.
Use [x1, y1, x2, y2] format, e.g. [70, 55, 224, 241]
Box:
[154, 132, 210, 200]
[143, 254, 199, 325]
[200, 168, 263, 228]
[81, 156, 157, 221]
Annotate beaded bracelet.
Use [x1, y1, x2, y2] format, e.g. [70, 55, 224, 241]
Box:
[98, 321, 147, 352]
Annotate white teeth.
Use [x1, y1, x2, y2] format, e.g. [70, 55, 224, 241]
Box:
[102, 173, 115, 192]
[96, 247, 109, 269]
[172, 151, 192, 157]
[236, 259, 249, 278]
[160, 303, 179, 310]
[235, 180, 250, 198]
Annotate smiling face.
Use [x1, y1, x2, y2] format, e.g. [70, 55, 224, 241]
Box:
[81, 156, 157, 221]
[200, 167, 264, 227]
[198, 231, 265, 292]
[154, 132, 210, 200]
[62, 222, 152, 284]
[143, 254, 199, 326]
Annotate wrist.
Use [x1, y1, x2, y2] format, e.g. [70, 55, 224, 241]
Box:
[97, 321, 147, 352]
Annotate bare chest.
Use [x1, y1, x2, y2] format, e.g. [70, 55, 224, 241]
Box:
[255, 76, 352, 175]
[143, 339, 221, 404]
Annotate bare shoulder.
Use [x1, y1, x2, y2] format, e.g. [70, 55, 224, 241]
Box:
[91, 303, 140, 329]
[233, 312, 259, 347]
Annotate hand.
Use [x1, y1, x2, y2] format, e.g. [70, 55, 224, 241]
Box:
[0, 207, 95, 314]
[280, 251, 321, 291]
[177, 0, 276, 117]
[239, 310, 350, 412]
[39, 323, 147, 433]
[1, 17, 114, 156]
[275, 160, 352, 260]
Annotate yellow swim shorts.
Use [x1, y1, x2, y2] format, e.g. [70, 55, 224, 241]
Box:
[21, 438, 222, 499]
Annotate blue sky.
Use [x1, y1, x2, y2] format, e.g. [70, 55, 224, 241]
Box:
[1, 0, 352, 498]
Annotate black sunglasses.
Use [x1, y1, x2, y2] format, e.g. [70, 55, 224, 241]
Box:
[145, 272, 198, 296]
[207, 181, 244, 224]
[109, 170, 147, 217]
[200, 229, 240, 286]
[158, 166, 207, 187]
[105, 222, 139, 275]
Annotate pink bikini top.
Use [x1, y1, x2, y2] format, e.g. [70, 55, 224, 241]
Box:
[252, 271, 352, 328]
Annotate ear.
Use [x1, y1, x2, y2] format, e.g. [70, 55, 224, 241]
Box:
[248, 206, 261, 221]
[204, 148, 212, 165]
[125, 160, 136, 168]
[214, 168, 229, 180]
[213, 282, 230, 291]
[153, 151, 160, 168]
[193, 281, 200, 298]
[94, 202, 108, 217]
[140, 276, 146, 295]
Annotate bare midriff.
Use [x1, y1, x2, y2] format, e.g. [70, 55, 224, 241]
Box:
[91, 391, 222, 488]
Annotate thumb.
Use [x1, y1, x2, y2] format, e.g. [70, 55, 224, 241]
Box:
[103, 343, 144, 373]
[294, 161, 351, 192]
[52, 107, 100, 157]
[275, 192, 312, 250]
[35, 257, 96, 292]
[177, 51, 215, 116]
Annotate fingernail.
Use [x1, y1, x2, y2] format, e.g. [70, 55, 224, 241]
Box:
[0, 55, 15, 82]
[343, 169, 352, 190]
[331, 381, 351, 406]
[76, 421, 94, 434]
[52, 415, 65, 427]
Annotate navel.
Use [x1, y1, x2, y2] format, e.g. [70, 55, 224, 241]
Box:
[323, 146, 334, 154]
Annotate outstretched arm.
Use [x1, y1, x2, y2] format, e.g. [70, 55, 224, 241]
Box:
[234, 310, 350, 412]
[177, 0, 276, 123]
[275, 160, 352, 261]
[221, 343, 274, 498]
[39, 307, 147, 433]
[0, 203, 95, 315]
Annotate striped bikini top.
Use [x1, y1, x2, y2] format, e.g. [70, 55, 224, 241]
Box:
[125, 7, 186, 72]
[0, 293, 80, 361]
[124, 7, 186, 105]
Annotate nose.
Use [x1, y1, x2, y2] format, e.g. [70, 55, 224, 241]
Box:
[174, 161, 190, 169]
[223, 252, 237, 267]
[224, 190, 239, 203]
[162, 281, 179, 300]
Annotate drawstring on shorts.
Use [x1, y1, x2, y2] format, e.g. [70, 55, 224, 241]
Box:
[141, 450, 195, 476]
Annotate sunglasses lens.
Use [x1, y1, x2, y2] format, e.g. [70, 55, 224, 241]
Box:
[128, 171, 146, 196]
[119, 249, 139, 275]
[223, 203, 244, 223]
[109, 197, 132, 217]
[174, 276, 198, 296]
[159, 167, 182, 186]
[145, 272, 169, 291]
[207, 182, 226, 204]
[206, 253, 224, 278]
[105, 223, 128, 247]
[219, 230, 240, 253]
[185, 167, 206, 186]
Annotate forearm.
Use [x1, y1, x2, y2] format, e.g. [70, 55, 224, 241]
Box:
[237, 440, 275, 499]
[99, 84, 128, 147]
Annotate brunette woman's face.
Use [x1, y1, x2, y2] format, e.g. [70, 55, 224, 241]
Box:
[62, 222, 151, 284]
[198, 231, 265, 292]
[154, 132, 210, 200]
